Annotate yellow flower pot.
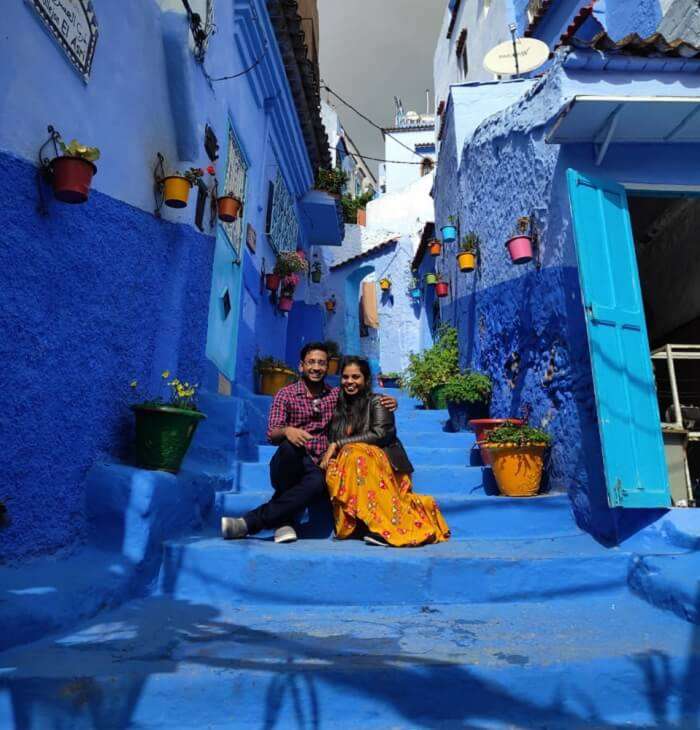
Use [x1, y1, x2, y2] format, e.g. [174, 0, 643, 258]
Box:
[457, 252, 476, 272]
[485, 443, 547, 497]
[379, 278, 391, 291]
[259, 367, 297, 396]
[162, 176, 192, 209]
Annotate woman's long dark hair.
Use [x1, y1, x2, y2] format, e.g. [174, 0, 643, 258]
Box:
[328, 356, 373, 441]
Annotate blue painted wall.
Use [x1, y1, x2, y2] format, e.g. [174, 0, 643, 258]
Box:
[0, 153, 213, 562]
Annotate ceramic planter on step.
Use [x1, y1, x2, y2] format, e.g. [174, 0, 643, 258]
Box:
[485, 442, 547, 497]
[132, 405, 205, 473]
[217, 195, 242, 222]
[266, 273, 281, 291]
[441, 225, 457, 244]
[468, 418, 524, 465]
[429, 240, 442, 256]
[435, 281, 449, 298]
[424, 273, 437, 286]
[506, 235, 533, 265]
[447, 401, 489, 432]
[51, 156, 97, 204]
[259, 367, 296, 396]
[378, 375, 401, 388]
[279, 296, 294, 312]
[162, 176, 192, 208]
[457, 252, 476, 272]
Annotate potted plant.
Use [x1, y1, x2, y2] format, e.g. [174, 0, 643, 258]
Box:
[402, 325, 459, 409]
[162, 167, 203, 209]
[378, 371, 401, 388]
[443, 371, 492, 431]
[482, 424, 551, 497]
[424, 272, 437, 286]
[255, 355, 297, 396]
[409, 276, 422, 301]
[506, 216, 533, 265]
[266, 272, 281, 291]
[441, 215, 458, 244]
[435, 274, 449, 298]
[325, 295, 337, 313]
[457, 232, 479, 272]
[429, 238, 442, 257]
[311, 260, 323, 283]
[324, 340, 341, 375]
[272, 251, 308, 309]
[469, 418, 525, 465]
[51, 138, 100, 204]
[130, 371, 206, 473]
[379, 277, 391, 291]
[217, 191, 242, 222]
[279, 274, 299, 312]
[315, 167, 347, 198]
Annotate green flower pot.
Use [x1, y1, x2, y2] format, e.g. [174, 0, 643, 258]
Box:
[132, 405, 206, 473]
[424, 273, 437, 286]
[427, 384, 449, 410]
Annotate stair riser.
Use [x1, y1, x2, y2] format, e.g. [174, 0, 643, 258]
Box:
[255, 444, 473, 466]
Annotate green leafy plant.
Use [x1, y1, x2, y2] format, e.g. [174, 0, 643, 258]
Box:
[402, 324, 459, 404]
[485, 423, 551, 446]
[254, 355, 295, 374]
[443, 371, 492, 404]
[59, 138, 100, 162]
[130, 370, 201, 412]
[447, 214, 458, 225]
[515, 216, 530, 235]
[273, 251, 309, 277]
[315, 167, 348, 196]
[459, 232, 480, 253]
[341, 190, 374, 223]
[380, 371, 401, 379]
[172, 167, 204, 185]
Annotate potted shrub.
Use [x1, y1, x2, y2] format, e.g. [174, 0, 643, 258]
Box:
[325, 295, 337, 313]
[311, 260, 323, 283]
[429, 239, 442, 257]
[162, 167, 203, 209]
[441, 215, 458, 244]
[378, 371, 401, 388]
[443, 372, 492, 431]
[424, 272, 437, 286]
[325, 340, 341, 375]
[272, 251, 308, 310]
[379, 277, 391, 291]
[403, 325, 459, 409]
[483, 424, 551, 497]
[315, 167, 347, 198]
[51, 138, 100, 204]
[506, 216, 534, 265]
[255, 355, 297, 396]
[130, 371, 206, 473]
[435, 274, 449, 298]
[217, 192, 242, 222]
[469, 418, 525, 465]
[457, 232, 479, 272]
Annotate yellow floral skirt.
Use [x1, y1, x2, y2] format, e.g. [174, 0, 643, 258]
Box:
[325, 443, 450, 547]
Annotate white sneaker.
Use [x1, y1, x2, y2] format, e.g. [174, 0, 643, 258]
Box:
[274, 525, 298, 544]
[364, 534, 390, 547]
[221, 517, 248, 540]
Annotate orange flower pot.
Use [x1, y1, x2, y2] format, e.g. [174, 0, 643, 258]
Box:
[259, 368, 296, 396]
[325, 301, 336, 312]
[485, 443, 547, 497]
[162, 176, 192, 208]
[429, 241, 442, 256]
[327, 357, 340, 375]
[217, 195, 242, 222]
[457, 252, 476, 272]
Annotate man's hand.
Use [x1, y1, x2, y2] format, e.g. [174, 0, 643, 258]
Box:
[319, 442, 338, 471]
[285, 426, 313, 448]
[377, 394, 398, 412]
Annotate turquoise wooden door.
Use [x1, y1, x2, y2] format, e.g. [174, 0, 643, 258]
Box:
[567, 170, 670, 508]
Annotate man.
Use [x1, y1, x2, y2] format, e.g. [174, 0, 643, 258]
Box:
[221, 342, 397, 544]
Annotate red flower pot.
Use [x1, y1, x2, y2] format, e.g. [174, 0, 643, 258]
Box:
[51, 156, 97, 204]
[279, 296, 294, 312]
[506, 235, 533, 265]
[468, 418, 524, 465]
[266, 273, 281, 291]
[435, 281, 449, 298]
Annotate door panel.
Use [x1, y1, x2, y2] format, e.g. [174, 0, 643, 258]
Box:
[567, 170, 670, 508]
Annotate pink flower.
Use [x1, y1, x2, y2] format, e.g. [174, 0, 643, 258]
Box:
[207, 165, 216, 175]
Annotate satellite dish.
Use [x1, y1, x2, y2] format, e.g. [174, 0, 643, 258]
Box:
[483, 37, 549, 76]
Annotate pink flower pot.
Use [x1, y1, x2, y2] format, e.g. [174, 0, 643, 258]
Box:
[506, 235, 533, 265]
[278, 296, 294, 312]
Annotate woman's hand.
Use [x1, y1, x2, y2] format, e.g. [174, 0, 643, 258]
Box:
[319, 442, 338, 470]
[377, 394, 398, 412]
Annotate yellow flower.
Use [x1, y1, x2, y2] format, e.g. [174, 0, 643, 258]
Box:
[170, 378, 180, 386]
[130, 380, 138, 388]
[161, 370, 171, 379]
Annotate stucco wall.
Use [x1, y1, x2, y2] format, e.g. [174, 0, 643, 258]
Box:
[383, 129, 436, 195]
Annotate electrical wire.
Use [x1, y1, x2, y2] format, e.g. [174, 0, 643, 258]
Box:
[205, 42, 268, 82]
[332, 145, 433, 166]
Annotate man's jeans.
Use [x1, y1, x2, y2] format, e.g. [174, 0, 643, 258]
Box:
[243, 440, 326, 534]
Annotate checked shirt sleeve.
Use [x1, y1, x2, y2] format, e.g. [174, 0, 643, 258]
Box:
[267, 389, 289, 441]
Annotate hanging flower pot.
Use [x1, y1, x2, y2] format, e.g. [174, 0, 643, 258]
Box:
[429, 240, 442, 256]
[52, 156, 98, 204]
[311, 261, 322, 283]
[506, 235, 533, 265]
[217, 194, 242, 222]
[441, 224, 458, 244]
[279, 296, 294, 312]
[457, 252, 476, 271]
[327, 356, 341, 375]
[325, 298, 336, 312]
[410, 287, 422, 300]
[435, 281, 449, 298]
[163, 176, 192, 209]
[457, 233, 479, 272]
[266, 273, 281, 291]
[424, 273, 437, 286]
[379, 278, 392, 291]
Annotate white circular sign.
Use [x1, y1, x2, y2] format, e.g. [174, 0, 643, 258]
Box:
[483, 38, 550, 75]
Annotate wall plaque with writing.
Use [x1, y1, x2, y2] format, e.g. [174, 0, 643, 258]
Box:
[246, 223, 257, 254]
[26, 0, 99, 83]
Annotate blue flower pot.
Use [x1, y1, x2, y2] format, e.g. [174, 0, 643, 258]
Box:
[410, 287, 422, 300]
[447, 400, 489, 432]
[441, 225, 458, 244]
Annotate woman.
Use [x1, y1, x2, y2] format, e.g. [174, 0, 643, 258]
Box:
[319, 356, 450, 547]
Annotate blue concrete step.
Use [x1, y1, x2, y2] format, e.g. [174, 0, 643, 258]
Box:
[399, 429, 476, 447]
[2, 594, 696, 729]
[214, 491, 577, 539]
[158, 534, 632, 607]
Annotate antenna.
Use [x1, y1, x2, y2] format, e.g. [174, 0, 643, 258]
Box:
[426, 89, 430, 115]
[508, 23, 520, 76]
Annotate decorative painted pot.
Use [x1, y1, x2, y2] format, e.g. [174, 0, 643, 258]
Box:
[327, 356, 341, 376]
[51, 156, 97, 204]
[446, 400, 489, 432]
[441, 225, 458, 244]
[378, 376, 401, 388]
[435, 281, 449, 298]
[506, 235, 533, 265]
[132, 405, 205, 473]
[162, 176, 192, 208]
[379, 278, 391, 291]
[424, 273, 437, 286]
[485, 443, 547, 497]
[311, 269, 322, 283]
[279, 296, 294, 312]
[429, 240, 442, 256]
[265, 273, 281, 291]
[217, 195, 242, 222]
[410, 287, 422, 300]
[259, 367, 296, 396]
[427, 384, 449, 410]
[468, 418, 524, 465]
[457, 252, 476, 272]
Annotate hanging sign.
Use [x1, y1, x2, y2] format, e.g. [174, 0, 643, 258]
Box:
[25, 0, 99, 83]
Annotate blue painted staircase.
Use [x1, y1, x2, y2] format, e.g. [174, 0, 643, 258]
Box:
[3, 389, 700, 728]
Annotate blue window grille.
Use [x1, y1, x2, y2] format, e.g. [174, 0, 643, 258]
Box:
[268, 169, 299, 254]
[220, 123, 248, 255]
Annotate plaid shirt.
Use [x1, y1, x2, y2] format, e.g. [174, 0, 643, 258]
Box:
[267, 380, 340, 462]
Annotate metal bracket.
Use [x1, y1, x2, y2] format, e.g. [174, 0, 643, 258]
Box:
[153, 153, 166, 218]
[594, 105, 622, 166]
[36, 125, 63, 216]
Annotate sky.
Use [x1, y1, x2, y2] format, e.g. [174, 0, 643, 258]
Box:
[317, 0, 444, 179]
